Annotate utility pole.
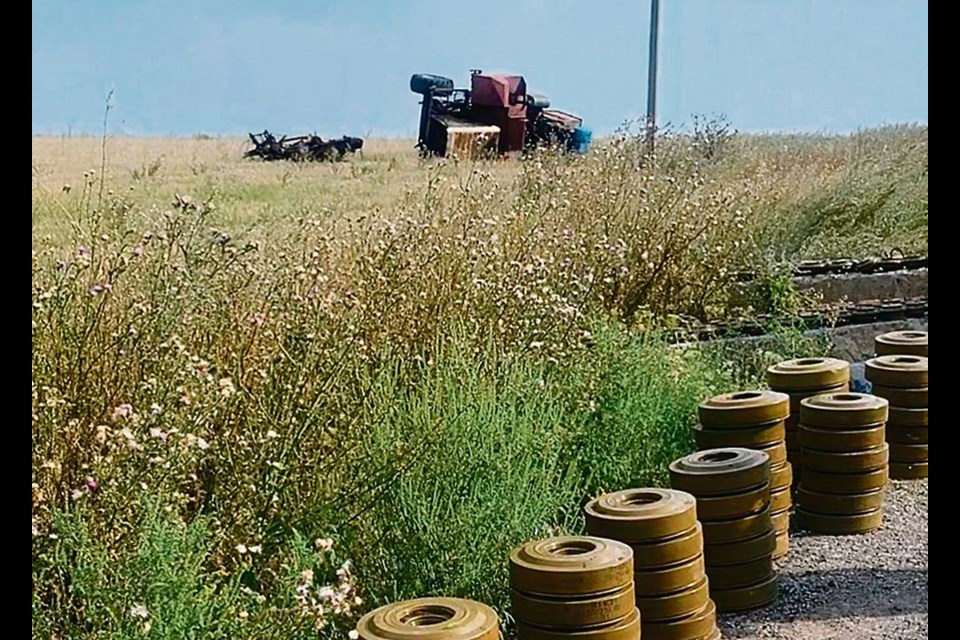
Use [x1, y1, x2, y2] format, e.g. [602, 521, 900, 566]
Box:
[645, 0, 660, 157]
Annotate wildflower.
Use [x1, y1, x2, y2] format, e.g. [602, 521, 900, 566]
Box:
[77, 246, 89, 257]
[129, 603, 150, 620]
[112, 404, 134, 421]
[265, 430, 279, 439]
[349, 631, 360, 640]
[218, 377, 236, 397]
[318, 586, 336, 601]
[236, 543, 248, 554]
[315, 538, 334, 552]
[84, 476, 98, 492]
[238, 611, 249, 620]
[249, 545, 262, 554]
[133, 246, 144, 257]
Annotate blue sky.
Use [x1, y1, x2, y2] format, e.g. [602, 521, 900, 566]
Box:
[32, 0, 927, 137]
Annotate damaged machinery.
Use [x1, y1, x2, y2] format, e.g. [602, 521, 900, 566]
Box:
[244, 130, 364, 162]
[410, 70, 591, 159]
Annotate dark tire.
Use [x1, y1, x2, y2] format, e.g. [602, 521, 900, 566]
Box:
[526, 93, 550, 108]
[410, 73, 454, 95]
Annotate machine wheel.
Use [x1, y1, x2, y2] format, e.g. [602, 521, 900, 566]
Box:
[410, 74, 455, 95]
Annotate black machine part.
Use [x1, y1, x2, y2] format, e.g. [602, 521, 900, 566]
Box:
[410, 74, 454, 96]
[526, 93, 550, 109]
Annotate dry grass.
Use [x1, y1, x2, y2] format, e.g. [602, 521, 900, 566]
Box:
[33, 126, 927, 257]
[32, 136, 519, 243]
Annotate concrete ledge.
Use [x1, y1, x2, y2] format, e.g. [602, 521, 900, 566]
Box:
[793, 268, 927, 303]
[826, 317, 928, 363]
[729, 268, 927, 306]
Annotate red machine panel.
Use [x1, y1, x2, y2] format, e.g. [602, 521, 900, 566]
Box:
[471, 74, 527, 118]
[470, 74, 528, 152]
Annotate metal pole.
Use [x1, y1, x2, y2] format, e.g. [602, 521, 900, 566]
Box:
[646, 0, 660, 156]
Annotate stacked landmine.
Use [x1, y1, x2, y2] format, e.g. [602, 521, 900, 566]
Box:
[509, 536, 642, 640]
[765, 357, 851, 487]
[584, 488, 721, 640]
[865, 354, 928, 480]
[695, 391, 793, 559]
[795, 392, 889, 534]
[668, 448, 778, 613]
[874, 330, 928, 358]
[356, 597, 499, 640]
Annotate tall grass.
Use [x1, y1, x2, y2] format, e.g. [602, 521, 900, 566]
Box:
[32, 322, 738, 639]
[32, 124, 926, 638]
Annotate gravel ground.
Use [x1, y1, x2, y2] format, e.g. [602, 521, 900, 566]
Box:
[718, 479, 928, 640]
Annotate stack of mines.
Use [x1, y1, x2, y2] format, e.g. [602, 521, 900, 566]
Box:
[584, 488, 721, 640]
[865, 353, 928, 480]
[795, 392, 890, 534]
[668, 448, 778, 613]
[765, 357, 852, 486]
[694, 390, 793, 559]
[509, 535, 642, 640]
[874, 330, 928, 358]
[356, 597, 499, 640]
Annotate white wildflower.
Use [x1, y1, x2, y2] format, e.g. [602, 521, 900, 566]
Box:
[129, 603, 150, 620]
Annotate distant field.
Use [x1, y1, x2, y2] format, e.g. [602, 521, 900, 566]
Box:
[32, 136, 518, 243]
[32, 127, 926, 261]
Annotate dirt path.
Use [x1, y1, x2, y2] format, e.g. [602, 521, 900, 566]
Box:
[718, 479, 928, 639]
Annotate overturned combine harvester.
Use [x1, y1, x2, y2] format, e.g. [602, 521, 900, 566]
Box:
[410, 70, 591, 159]
[245, 130, 363, 162]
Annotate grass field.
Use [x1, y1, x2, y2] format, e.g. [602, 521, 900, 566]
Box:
[32, 125, 926, 639]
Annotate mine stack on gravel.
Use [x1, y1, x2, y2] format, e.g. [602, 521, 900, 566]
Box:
[795, 392, 890, 534]
[668, 448, 779, 614]
[694, 391, 793, 559]
[584, 488, 722, 639]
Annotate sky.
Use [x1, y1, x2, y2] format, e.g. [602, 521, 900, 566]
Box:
[32, 0, 928, 138]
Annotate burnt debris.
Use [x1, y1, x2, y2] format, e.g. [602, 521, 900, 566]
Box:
[245, 130, 363, 162]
